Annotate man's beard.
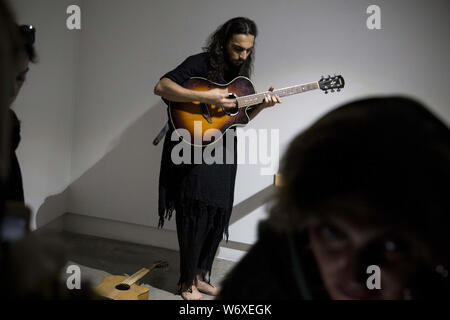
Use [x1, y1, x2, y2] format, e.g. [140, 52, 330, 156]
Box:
[226, 58, 245, 74]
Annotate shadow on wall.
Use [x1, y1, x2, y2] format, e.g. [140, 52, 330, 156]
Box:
[36, 101, 168, 229]
[35, 101, 276, 239]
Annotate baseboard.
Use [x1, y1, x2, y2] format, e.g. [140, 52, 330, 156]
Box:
[62, 212, 180, 251]
[36, 214, 64, 233]
[57, 212, 250, 262]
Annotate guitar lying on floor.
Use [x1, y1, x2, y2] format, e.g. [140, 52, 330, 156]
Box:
[168, 75, 345, 147]
[93, 261, 168, 300]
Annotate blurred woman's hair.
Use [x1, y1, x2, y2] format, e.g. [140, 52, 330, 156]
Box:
[267, 97, 450, 263]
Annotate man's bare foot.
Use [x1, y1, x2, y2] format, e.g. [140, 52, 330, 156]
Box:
[196, 277, 220, 296]
[180, 284, 203, 300]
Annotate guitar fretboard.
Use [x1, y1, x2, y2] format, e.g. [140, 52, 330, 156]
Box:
[237, 81, 319, 108]
[122, 268, 150, 286]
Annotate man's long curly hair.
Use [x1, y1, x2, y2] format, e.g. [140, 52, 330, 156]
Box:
[203, 17, 257, 83]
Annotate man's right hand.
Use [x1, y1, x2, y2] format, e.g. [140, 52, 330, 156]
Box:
[204, 88, 237, 109]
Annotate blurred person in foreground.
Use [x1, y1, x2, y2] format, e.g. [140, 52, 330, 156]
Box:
[5, 23, 37, 205]
[0, 2, 95, 299]
[0, 0, 18, 230]
[219, 96, 449, 300]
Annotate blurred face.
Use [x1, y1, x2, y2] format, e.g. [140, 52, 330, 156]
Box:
[307, 199, 428, 300]
[10, 51, 30, 105]
[225, 34, 255, 67]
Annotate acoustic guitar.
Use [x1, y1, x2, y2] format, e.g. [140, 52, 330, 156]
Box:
[93, 260, 168, 300]
[168, 75, 345, 147]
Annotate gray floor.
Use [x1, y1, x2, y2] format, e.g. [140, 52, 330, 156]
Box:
[49, 230, 236, 300]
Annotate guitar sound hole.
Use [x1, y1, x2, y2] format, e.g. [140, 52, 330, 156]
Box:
[223, 105, 239, 116]
[115, 283, 131, 291]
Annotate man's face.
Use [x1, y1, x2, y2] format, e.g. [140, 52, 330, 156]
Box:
[225, 34, 255, 67]
[10, 52, 30, 106]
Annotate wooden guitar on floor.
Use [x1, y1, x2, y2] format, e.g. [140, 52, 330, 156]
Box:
[168, 75, 345, 147]
[93, 261, 168, 300]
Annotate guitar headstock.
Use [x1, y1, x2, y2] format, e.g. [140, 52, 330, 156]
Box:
[319, 75, 345, 94]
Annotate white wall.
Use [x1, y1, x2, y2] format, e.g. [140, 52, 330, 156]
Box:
[13, 0, 450, 261]
[11, 0, 81, 229]
[63, 0, 450, 261]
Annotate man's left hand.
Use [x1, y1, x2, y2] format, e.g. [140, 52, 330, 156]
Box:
[261, 86, 282, 108]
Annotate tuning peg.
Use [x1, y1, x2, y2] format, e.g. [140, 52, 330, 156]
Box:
[331, 89, 335, 93]
[324, 90, 328, 94]
[337, 88, 341, 92]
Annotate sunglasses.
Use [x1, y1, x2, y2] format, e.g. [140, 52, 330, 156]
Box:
[19, 25, 36, 46]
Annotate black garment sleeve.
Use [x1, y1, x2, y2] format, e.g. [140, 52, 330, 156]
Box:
[6, 109, 24, 203]
[160, 52, 209, 85]
[159, 52, 209, 107]
[8, 109, 21, 151]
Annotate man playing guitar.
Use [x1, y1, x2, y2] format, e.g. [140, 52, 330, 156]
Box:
[154, 17, 281, 300]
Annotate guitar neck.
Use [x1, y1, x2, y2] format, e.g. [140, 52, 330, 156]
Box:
[121, 261, 167, 287]
[237, 81, 320, 108]
[122, 268, 150, 286]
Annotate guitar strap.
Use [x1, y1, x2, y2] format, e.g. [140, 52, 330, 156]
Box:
[153, 122, 170, 146]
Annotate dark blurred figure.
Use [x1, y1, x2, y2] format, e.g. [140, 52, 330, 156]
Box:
[0, 0, 18, 230]
[0, 1, 96, 299]
[5, 24, 37, 205]
[219, 97, 449, 300]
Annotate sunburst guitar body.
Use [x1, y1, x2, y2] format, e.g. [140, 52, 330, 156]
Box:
[169, 76, 256, 147]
